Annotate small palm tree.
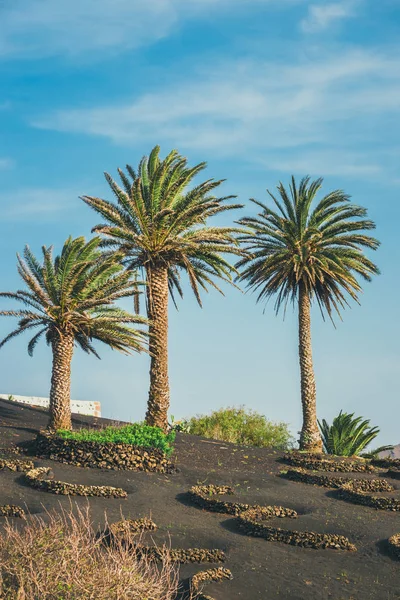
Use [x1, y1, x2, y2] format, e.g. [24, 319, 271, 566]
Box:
[236, 177, 380, 452]
[0, 237, 148, 430]
[318, 411, 393, 457]
[81, 146, 243, 431]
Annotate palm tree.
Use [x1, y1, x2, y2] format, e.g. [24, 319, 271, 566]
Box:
[236, 177, 379, 452]
[0, 237, 148, 430]
[318, 411, 393, 457]
[81, 146, 243, 431]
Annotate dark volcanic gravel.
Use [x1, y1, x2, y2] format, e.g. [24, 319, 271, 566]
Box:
[0, 398, 400, 600]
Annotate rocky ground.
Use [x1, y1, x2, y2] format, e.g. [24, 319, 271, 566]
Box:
[0, 398, 399, 600]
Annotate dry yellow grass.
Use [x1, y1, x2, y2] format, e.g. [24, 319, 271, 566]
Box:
[0, 504, 178, 600]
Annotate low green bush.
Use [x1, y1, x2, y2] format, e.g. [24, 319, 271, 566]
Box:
[57, 424, 175, 456]
[186, 407, 294, 450]
[318, 411, 393, 457]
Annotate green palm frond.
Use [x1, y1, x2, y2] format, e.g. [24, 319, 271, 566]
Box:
[81, 145, 244, 307]
[0, 236, 149, 357]
[318, 411, 391, 456]
[236, 176, 380, 320]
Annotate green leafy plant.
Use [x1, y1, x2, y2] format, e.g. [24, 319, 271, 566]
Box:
[57, 423, 175, 456]
[169, 416, 191, 434]
[186, 407, 294, 449]
[318, 411, 393, 457]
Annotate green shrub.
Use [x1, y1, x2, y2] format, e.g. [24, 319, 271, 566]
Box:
[57, 424, 175, 456]
[186, 407, 294, 450]
[318, 411, 393, 457]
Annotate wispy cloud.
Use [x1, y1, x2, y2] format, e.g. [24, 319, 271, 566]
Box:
[265, 151, 383, 177]
[33, 48, 400, 179]
[0, 188, 81, 221]
[0, 0, 292, 59]
[300, 1, 359, 33]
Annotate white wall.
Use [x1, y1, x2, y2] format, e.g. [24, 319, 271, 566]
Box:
[0, 393, 101, 417]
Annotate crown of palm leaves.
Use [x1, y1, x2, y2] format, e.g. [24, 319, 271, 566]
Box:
[236, 176, 380, 319]
[81, 145, 244, 307]
[0, 236, 148, 357]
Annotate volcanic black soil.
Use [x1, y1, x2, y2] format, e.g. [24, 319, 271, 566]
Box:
[0, 398, 399, 600]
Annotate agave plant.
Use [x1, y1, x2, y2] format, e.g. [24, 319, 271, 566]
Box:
[0, 237, 148, 430]
[236, 176, 380, 452]
[81, 146, 243, 431]
[318, 411, 393, 457]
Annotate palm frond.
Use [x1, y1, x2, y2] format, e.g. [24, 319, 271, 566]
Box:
[318, 411, 385, 456]
[0, 237, 150, 358]
[236, 176, 379, 320]
[81, 145, 245, 308]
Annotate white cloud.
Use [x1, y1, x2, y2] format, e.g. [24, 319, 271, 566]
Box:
[301, 1, 359, 33]
[32, 48, 400, 179]
[265, 151, 383, 177]
[0, 0, 293, 59]
[0, 188, 81, 221]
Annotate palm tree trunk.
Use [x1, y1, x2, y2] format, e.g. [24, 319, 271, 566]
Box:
[48, 333, 74, 430]
[298, 283, 323, 452]
[145, 263, 170, 432]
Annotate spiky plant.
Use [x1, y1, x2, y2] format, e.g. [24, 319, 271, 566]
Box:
[0, 237, 148, 430]
[318, 411, 393, 457]
[236, 176, 380, 452]
[81, 146, 243, 431]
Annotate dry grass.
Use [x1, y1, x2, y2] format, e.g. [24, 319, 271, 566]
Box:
[0, 504, 178, 600]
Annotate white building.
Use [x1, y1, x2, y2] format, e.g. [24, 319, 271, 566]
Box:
[0, 393, 101, 418]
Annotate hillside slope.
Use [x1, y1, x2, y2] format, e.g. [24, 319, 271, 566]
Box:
[0, 399, 399, 600]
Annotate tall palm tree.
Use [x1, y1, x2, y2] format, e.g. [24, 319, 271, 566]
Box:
[236, 177, 379, 452]
[81, 146, 243, 431]
[0, 237, 148, 430]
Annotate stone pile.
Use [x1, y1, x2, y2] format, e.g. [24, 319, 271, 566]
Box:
[0, 447, 23, 455]
[388, 534, 400, 559]
[190, 567, 233, 600]
[283, 454, 400, 512]
[0, 458, 35, 472]
[188, 484, 355, 551]
[138, 546, 226, 564]
[372, 458, 400, 469]
[108, 517, 226, 564]
[337, 481, 400, 511]
[34, 432, 175, 473]
[283, 452, 376, 473]
[188, 485, 252, 515]
[188, 485, 297, 518]
[109, 517, 157, 536]
[282, 468, 394, 492]
[188, 484, 297, 518]
[24, 467, 128, 498]
[0, 505, 25, 517]
[237, 507, 357, 551]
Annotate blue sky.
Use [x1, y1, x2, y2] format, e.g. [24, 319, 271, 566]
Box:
[0, 0, 399, 446]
